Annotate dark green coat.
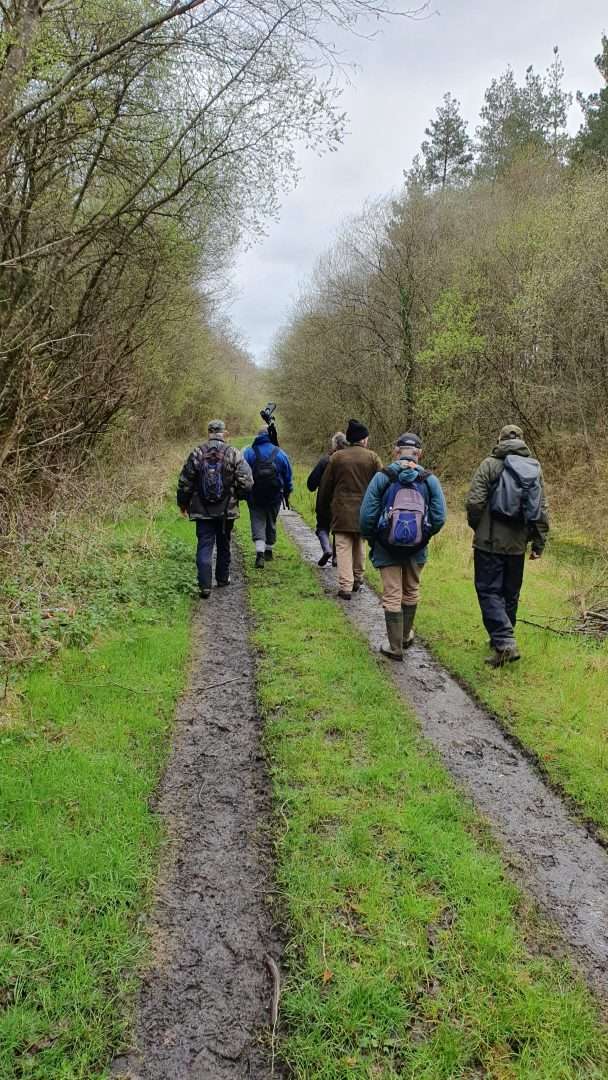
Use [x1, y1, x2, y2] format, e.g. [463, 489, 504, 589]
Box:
[466, 439, 549, 555]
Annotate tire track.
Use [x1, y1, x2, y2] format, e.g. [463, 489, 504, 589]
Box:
[112, 545, 280, 1079]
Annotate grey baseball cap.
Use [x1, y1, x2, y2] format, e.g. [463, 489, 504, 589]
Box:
[499, 423, 523, 441]
[207, 419, 225, 434]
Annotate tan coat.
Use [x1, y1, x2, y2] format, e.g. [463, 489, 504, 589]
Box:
[318, 445, 382, 533]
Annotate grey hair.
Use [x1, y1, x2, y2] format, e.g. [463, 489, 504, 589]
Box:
[396, 444, 422, 462]
[331, 431, 348, 452]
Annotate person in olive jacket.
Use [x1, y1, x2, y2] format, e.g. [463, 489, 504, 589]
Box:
[317, 419, 382, 598]
[466, 423, 549, 667]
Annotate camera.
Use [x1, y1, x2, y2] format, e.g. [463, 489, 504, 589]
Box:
[260, 402, 277, 425]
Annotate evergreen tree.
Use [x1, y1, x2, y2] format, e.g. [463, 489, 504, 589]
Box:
[416, 93, 473, 189]
[546, 46, 572, 160]
[476, 56, 570, 176]
[476, 66, 545, 176]
[574, 35, 608, 163]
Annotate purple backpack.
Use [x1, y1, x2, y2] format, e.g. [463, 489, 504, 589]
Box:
[376, 469, 432, 554]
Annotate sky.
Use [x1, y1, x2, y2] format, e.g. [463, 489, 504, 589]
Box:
[229, 0, 607, 364]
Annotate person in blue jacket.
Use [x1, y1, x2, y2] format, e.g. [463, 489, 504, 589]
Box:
[243, 427, 293, 568]
[360, 432, 447, 660]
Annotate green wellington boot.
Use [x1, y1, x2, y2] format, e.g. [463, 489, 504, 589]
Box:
[402, 604, 417, 649]
[380, 610, 404, 661]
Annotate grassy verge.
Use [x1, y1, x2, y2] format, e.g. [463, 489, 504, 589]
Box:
[236, 511, 608, 1079]
[0, 496, 197, 1079]
[289, 465, 608, 842]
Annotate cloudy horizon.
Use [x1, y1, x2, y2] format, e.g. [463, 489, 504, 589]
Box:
[228, 0, 607, 366]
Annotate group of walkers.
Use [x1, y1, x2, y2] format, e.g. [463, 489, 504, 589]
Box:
[177, 417, 548, 668]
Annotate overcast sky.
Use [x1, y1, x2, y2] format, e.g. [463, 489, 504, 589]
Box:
[229, 0, 606, 364]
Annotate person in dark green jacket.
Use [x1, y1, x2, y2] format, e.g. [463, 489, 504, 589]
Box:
[466, 424, 549, 667]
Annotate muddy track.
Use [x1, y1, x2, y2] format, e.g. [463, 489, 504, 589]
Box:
[281, 509, 608, 995]
[112, 545, 279, 1080]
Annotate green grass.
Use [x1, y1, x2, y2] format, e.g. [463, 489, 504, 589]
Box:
[236, 510, 608, 1079]
[0, 500, 197, 1079]
[290, 465, 608, 842]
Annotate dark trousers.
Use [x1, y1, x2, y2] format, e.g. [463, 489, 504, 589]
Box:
[249, 501, 281, 548]
[474, 549, 525, 650]
[196, 518, 233, 589]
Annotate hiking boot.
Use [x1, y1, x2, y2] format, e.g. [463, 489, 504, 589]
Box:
[380, 610, 404, 661]
[485, 646, 521, 668]
[337, 589, 352, 600]
[216, 578, 231, 587]
[264, 549, 274, 562]
[402, 604, 417, 649]
[255, 552, 265, 569]
[352, 579, 363, 593]
[199, 587, 211, 599]
[318, 551, 332, 567]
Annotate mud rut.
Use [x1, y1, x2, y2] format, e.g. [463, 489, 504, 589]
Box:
[281, 509, 608, 996]
[115, 509, 608, 1080]
[112, 545, 280, 1080]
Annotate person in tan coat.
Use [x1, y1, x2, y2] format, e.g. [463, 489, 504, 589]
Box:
[318, 419, 382, 598]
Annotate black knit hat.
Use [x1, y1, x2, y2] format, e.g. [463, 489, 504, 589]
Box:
[396, 432, 421, 448]
[346, 419, 369, 443]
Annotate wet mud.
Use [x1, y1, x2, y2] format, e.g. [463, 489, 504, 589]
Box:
[281, 509, 608, 994]
[112, 546, 279, 1079]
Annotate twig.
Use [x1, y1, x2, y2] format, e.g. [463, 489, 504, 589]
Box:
[63, 679, 161, 694]
[264, 953, 281, 1076]
[191, 677, 241, 692]
[518, 618, 575, 636]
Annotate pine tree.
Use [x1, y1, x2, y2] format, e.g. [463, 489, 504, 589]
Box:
[416, 93, 473, 190]
[476, 66, 546, 176]
[475, 57, 570, 177]
[574, 35, 608, 163]
[545, 46, 572, 160]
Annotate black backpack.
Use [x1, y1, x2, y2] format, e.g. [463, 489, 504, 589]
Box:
[198, 443, 228, 512]
[252, 445, 282, 505]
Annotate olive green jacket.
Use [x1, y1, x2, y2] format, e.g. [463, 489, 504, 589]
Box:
[466, 439, 549, 555]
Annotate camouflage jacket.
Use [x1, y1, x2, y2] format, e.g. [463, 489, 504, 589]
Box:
[177, 439, 253, 521]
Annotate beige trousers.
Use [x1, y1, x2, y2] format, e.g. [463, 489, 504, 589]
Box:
[380, 560, 423, 612]
[334, 532, 366, 592]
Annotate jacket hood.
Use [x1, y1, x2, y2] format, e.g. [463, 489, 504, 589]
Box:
[492, 438, 530, 460]
[253, 432, 272, 447]
[387, 460, 422, 484]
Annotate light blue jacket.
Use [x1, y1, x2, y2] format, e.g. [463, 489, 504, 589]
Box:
[359, 461, 447, 567]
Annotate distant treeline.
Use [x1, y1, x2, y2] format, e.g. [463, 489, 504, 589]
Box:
[273, 39, 608, 472]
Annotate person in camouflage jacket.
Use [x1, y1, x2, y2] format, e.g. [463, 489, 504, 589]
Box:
[177, 419, 253, 597]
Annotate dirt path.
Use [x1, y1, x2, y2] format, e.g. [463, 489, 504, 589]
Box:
[112, 546, 279, 1080]
[281, 509, 608, 995]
